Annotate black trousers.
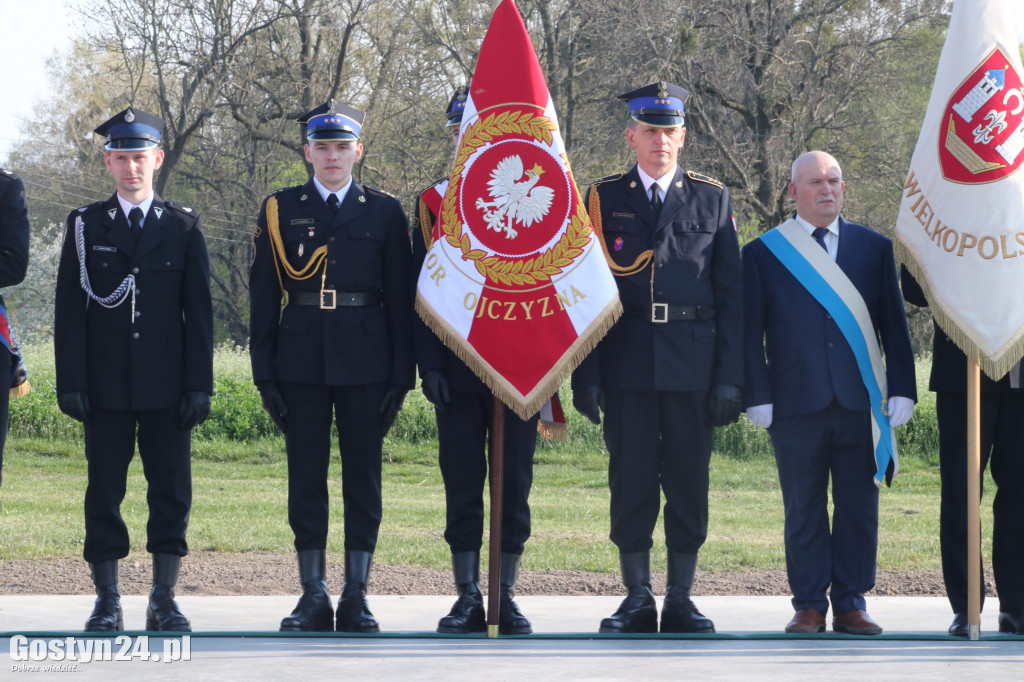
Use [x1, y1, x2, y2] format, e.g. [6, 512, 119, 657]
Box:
[770, 401, 878, 616]
[603, 389, 712, 555]
[938, 391, 1024, 614]
[280, 381, 387, 552]
[436, 391, 537, 555]
[83, 408, 192, 562]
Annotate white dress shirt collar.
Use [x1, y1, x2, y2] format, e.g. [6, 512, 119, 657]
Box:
[116, 193, 155, 227]
[636, 166, 675, 201]
[795, 213, 840, 261]
[313, 175, 353, 207]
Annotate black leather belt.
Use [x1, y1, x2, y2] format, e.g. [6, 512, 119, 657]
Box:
[624, 304, 716, 323]
[289, 291, 382, 309]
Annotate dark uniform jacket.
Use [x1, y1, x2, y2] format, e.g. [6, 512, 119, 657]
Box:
[411, 180, 489, 395]
[743, 218, 917, 418]
[54, 193, 213, 411]
[0, 169, 30, 371]
[249, 177, 414, 389]
[572, 164, 743, 393]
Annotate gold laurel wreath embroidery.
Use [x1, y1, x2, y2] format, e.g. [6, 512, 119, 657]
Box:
[439, 111, 592, 286]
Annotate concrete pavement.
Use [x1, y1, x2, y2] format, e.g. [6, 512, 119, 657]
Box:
[2, 595, 1021, 680]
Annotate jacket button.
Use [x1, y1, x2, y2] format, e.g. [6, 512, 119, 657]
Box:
[330, 259, 336, 265]
[132, 267, 140, 274]
[827, 342, 833, 348]
[134, 311, 141, 318]
[101, 262, 108, 268]
[132, 332, 140, 339]
[329, 236, 335, 243]
[165, 261, 172, 266]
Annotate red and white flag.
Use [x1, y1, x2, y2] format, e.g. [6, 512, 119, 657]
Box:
[895, 0, 1024, 378]
[416, 0, 621, 420]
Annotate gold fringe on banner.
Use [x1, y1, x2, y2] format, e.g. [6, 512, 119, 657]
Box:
[896, 239, 1024, 381]
[415, 291, 622, 422]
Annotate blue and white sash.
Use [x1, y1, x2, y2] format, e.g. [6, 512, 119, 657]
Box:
[760, 219, 898, 485]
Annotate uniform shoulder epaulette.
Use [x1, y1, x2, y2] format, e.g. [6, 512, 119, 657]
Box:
[364, 185, 397, 199]
[269, 184, 301, 197]
[591, 173, 624, 187]
[686, 170, 724, 189]
[164, 200, 198, 216]
[75, 201, 105, 215]
[0, 168, 15, 178]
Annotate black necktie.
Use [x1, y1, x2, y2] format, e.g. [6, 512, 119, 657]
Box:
[812, 227, 829, 252]
[649, 187, 662, 219]
[327, 193, 340, 215]
[128, 207, 144, 243]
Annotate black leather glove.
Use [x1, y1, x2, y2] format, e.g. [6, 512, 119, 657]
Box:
[421, 371, 451, 412]
[572, 384, 604, 425]
[257, 381, 288, 433]
[58, 392, 90, 423]
[709, 383, 743, 427]
[179, 391, 212, 429]
[379, 386, 408, 436]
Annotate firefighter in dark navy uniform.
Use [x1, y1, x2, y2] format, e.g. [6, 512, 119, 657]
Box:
[249, 100, 413, 633]
[571, 83, 743, 634]
[0, 167, 30, 497]
[411, 88, 537, 635]
[54, 107, 214, 633]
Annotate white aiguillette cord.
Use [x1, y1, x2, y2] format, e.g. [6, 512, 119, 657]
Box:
[75, 215, 137, 322]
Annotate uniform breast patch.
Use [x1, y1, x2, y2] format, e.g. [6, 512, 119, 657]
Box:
[92, 245, 117, 252]
[290, 218, 316, 226]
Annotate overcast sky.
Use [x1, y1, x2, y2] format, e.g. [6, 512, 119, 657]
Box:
[0, 0, 76, 163]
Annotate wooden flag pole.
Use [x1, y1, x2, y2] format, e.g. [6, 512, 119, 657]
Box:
[487, 395, 506, 638]
[967, 359, 982, 640]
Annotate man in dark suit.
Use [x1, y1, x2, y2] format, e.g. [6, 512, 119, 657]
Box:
[571, 82, 743, 634]
[0, 167, 30, 496]
[902, 270, 1024, 636]
[743, 150, 916, 635]
[249, 100, 413, 633]
[411, 87, 537, 635]
[54, 108, 214, 632]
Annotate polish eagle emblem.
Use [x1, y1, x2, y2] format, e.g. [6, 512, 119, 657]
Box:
[475, 155, 555, 239]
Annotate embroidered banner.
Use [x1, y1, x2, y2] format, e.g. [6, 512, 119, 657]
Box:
[895, 0, 1024, 379]
[415, 0, 620, 419]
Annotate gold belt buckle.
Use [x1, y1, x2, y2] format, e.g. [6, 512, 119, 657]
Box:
[320, 289, 337, 309]
[651, 302, 668, 323]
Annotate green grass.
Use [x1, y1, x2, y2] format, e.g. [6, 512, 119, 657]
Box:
[0, 432, 995, 573]
[1, 345, 996, 574]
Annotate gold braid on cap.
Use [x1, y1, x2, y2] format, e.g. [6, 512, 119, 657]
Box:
[587, 183, 653, 277]
[265, 195, 329, 306]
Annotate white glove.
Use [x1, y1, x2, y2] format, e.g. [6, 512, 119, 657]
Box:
[886, 396, 915, 427]
[746, 404, 773, 428]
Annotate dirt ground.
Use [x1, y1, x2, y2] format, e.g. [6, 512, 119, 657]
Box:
[0, 552, 986, 598]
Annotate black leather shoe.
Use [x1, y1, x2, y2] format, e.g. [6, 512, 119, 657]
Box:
[660, 587, 715, 633]
[998, 610, 1024, 634]
[438, 588, 486, 634]
[948, 612, 968, 637]
[85, 586, 123, 632]
[280, 582, 334, 632]
[281, 550, 334, 632]
[599, 586, 657, 633]
[146, 584, 192, 632]
[85, 560, 123, 632]
[336, 582, 380, 633]
[146, 554, 191, 632]
[498, 585, 532, 635]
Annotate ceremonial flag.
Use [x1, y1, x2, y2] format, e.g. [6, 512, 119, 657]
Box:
[415, 0, 621, 420]
[895, 0, 1024, 378]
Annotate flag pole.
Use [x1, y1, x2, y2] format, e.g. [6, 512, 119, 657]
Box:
[967, 359, 982, 640]
[487, 395, 506, 638]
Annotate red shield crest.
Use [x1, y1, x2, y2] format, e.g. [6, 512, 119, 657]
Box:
[939, 47, 1024, 184]
[439, 104, 589, 288]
